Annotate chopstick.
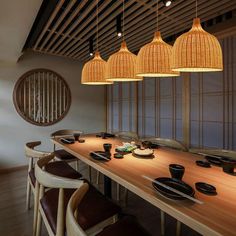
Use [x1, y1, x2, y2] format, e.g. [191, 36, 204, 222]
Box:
[90, 151, 110, 161]
[142, 175, 204, 205]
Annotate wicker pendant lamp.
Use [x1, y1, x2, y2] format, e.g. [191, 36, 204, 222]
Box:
[81, 0, 113, 85]
[106, 0, 142, 82]
[136, 1, 179, 77]
[171, 0, 223, 72]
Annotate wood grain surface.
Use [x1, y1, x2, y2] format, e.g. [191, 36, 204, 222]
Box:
[52, 134, 236, 236]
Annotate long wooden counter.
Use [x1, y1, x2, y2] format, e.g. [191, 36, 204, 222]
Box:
[52, 134, 236, 236]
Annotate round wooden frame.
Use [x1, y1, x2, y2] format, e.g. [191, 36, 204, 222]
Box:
[13, 68, 71, 126]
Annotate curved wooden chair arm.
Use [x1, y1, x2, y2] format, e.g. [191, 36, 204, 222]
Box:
[66, 183, 89, 236]
[115, 131, 139, 140]
[142, 137, 188, 152]
[189, 148, 236, 160]
[25, 141, 51, 159]
[35, 154, 84, 189]
[51, 129, 83, 137]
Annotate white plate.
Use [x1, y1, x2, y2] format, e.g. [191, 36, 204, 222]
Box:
[133, 148, 154, 156]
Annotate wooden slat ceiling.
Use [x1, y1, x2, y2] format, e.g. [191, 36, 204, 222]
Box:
[28, 0, 236, 62]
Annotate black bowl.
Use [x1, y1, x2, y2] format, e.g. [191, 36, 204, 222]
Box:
[169, 164, 185, 180]
[221, 157, 236, 174]
[103, 143, 112, 153]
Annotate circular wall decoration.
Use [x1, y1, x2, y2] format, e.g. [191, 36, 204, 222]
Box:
[13, 69, 71, 126]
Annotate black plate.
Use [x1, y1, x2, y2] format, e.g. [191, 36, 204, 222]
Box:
[196, 160, 211, 168]
[152, 177, 195, 200]
[60, 138, 75, 144]
[90, 151, 111, 161]
[205, 155, 222, 166]
[195, 182, 217, 195]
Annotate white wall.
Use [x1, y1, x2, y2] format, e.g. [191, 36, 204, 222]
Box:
[0, 52, 105, 169]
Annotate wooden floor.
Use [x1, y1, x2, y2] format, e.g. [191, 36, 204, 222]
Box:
[0, 163, 200, 236]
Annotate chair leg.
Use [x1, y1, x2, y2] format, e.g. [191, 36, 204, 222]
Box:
[75, 160, 79, 171]
[161, 210, 165, 236]
[36, 185, 44, 236]
[33, 181, 39, 236]
[96, 171, 100, 185]
[124, 188, 128, 206]
[88, 166, 92, 182]
[176, 220, 181, 236]
[26, 177, 31, 210]
[116, 184, 120, 201]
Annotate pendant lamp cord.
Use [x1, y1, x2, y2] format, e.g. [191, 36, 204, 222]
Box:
[122, 0, 125, 41]
[196, 0, 198, 18]
[96, 0, 99, 51]
[156, 0, 159, 31]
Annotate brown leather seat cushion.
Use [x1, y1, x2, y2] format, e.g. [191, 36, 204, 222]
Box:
[40, 185, 121, 234]
[54, 149, 76, 160]
[96, 216, 151, 236]
[28, 161, 82, 187]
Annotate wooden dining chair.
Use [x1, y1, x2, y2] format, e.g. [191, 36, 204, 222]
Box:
[143, 137, 188, 152]
[25, 141, 51, 210]
[34, 154, 121, 236]
[25, 141, 82, 211]
[50, 129, 82, 171]
[189, 148, 236, 160]
[66, 183, 152, 236]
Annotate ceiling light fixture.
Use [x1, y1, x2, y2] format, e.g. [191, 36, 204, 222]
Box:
[106, 0, 142, 82]
[89, 37, 93, 56]
[163, 0, 172, 7]
[171, 0, 223, 72]
[81, 0, 113, 85]
[116, 14, 122, 38]
[136, 0, 179, 77]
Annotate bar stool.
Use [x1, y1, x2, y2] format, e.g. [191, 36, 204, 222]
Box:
[66, 183, 152, 236]
[34, 154, 121, 236]
[25, 141, 82, 210]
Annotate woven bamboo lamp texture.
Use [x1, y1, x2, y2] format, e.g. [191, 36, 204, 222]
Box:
[106, 41, 142, 82]
[81, 51, 113, 85]
[136, 31, 180, 77]
[171, 18, 223, 72]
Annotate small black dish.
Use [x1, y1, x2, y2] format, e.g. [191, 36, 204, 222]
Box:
[96, 132, 115, 139]
[169, 164, 185, 180]
[78, 139, 85, 143]
[196, 160, 211, 168]
[114, 153, 124, 159]
[221, 157, 236, 174]
[90, 151, 111, 161]
[205, 155, 222, 166]
[152, 177, 195, 200]
[195, 182, 217, 195]
[60, 138, 75, 144]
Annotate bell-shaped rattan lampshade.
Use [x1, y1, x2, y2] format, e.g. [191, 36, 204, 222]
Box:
[81, 51, 113, 85]
[136, 31, 180, 77]
[106, 41, 142, 82]
[172, 18, 223, 72]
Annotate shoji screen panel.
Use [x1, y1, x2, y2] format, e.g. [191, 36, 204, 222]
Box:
[107, 82, 137, 133]
[190, 36, 236, 149]
[138, 77, 183, 139]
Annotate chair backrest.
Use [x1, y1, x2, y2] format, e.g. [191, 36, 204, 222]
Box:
[115, 131, 139, 141]
[35, 154, 84, 236]
[143, 137, 188, 151]
[189, 148, 236, 161]
[50, 129, 82, 137]
[35, 154, 84, 189]
[66, 184, 89, 236]
[25, 141, 51, 159]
